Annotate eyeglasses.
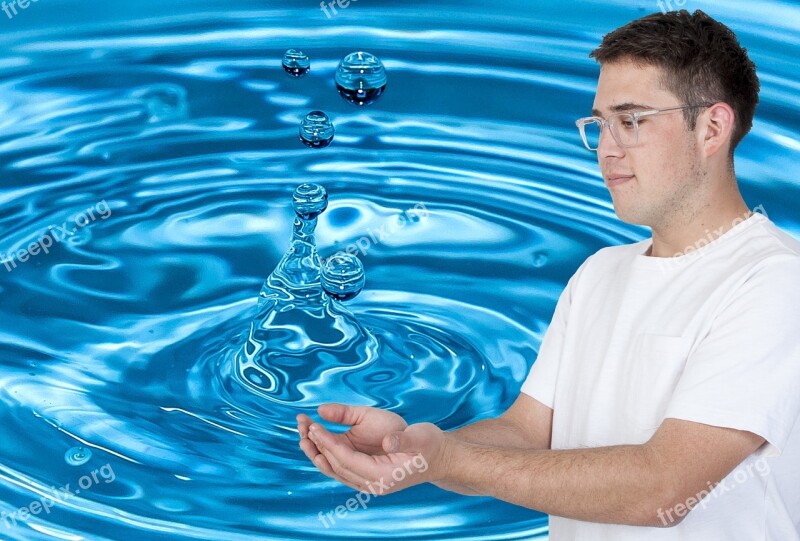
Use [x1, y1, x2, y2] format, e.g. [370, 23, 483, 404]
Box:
[575, 104, 714, 151]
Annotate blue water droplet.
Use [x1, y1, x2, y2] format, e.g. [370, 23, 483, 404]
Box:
[65, 446, 92, 466]
[322, 254, 365, 301]
[292, 183, 328, 220]
[299, 111, 334, 148]
[282, 49, 310, 77]
[335, 51, 387, 106]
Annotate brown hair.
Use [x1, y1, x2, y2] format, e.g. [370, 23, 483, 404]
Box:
[590, 9, 759, 159]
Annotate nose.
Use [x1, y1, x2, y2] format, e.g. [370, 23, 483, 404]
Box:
[596, 121, 625, 158]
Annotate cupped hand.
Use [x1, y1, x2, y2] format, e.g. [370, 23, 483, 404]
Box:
[297, 403, 407, 456]
[297, 403, 407, 480]
[298, 404, 451, 495]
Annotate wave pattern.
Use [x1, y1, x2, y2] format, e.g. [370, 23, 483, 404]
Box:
[0, 1, 798, 540]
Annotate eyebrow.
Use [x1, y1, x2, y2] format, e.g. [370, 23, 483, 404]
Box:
[591, 102, 654, 116]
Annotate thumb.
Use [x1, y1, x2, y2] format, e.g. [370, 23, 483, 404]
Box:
[383, 428, 424, 454]
[317, 403, 360, 426]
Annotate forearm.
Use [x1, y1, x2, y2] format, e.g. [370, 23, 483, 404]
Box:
[443, 440, 668, 526]
[434, 417, 544, 495]
[447, 417, 543, 449]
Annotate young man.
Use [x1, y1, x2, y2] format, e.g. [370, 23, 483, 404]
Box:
[297, 10, 800, 539]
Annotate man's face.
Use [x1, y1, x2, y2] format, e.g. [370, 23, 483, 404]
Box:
[591, 59, 705, 227]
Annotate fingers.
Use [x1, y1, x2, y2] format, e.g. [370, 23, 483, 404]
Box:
[308, 423, 376, 490]
[296, 413, 313, 438]
[317, 403, 364, 426]
[299, 438, 331, 476]
[299, 433, 321, 462]
[299, 418, 363, 489]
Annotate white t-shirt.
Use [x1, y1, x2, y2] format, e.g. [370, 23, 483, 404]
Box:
[520, 212, 800, 540]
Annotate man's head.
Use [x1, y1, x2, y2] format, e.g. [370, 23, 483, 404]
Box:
[585, 10, 759, 227]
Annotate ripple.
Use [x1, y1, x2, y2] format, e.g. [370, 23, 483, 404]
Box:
[0, 3, 797, 541]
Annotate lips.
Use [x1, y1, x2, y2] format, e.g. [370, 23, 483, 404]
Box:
[605, 174, 634, 187]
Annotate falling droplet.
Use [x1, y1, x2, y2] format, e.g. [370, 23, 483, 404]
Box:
[282, 49, 311, 77]
[335, 51, 387, 106]
[65, 446, 92, 466]
[299, 111, 334, 148]
[321, 254, 366, 301]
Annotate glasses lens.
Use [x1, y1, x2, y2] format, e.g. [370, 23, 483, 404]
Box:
[581, 119, 602, 150]
[610, 113, 637, 147]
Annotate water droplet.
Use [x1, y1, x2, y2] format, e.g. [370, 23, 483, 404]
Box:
[293, 183, 328, 220]
[322, 254, 365, 301]
[299, 111, 334, 148]
[335, 51, 387, 106]
[65, 446, 92, 466]
[282, 49, 310, 77]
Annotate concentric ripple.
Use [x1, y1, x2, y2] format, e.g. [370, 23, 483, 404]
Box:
[0, 1, 798, 540]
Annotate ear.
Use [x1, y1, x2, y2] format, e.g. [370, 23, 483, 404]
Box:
[699, 102, 735, 159]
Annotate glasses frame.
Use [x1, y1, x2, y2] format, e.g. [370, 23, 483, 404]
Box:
[575, 104, 715, 151]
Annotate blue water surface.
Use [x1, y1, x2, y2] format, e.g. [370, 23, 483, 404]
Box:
[0, 0, 798, 540]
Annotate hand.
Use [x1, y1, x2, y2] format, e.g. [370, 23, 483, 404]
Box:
[297, 403, 408, 458]
[299, 405, 452, 495]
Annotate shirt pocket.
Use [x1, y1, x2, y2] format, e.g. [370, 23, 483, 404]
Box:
[623, 333, 694, 434]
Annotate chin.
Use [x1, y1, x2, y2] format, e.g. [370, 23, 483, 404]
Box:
[612, 204, 649, 227]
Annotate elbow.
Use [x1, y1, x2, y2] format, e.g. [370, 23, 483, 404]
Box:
[633, 489, 691, 528]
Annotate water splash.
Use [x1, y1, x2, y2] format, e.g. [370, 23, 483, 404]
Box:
[239, 184, 378, 402]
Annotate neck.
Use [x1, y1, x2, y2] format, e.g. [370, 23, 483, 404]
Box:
[646, 173, 756, 258]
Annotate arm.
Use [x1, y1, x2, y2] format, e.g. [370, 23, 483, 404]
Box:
[448, 393, 552, 449]
[441, 417, 765, 526]
[434, 393, 552, 495]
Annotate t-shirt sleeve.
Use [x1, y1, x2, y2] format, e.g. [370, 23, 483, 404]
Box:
[664, 256, 800, 457]
[520, 259, 588, 408]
